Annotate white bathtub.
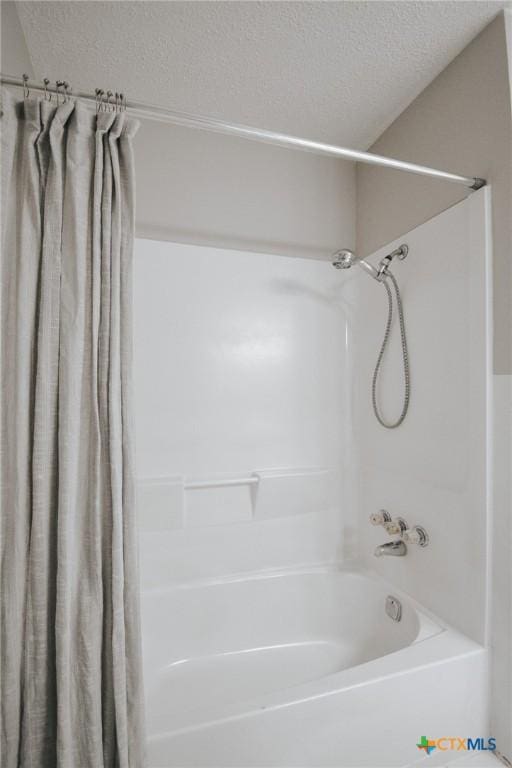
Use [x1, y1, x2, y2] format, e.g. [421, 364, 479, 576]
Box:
[141, 567, 488, 767]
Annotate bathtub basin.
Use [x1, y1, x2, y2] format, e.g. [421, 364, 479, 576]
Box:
[141, 566, 488, 767]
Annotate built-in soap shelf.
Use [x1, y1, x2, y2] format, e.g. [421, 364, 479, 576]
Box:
[137, 467, 334, 532]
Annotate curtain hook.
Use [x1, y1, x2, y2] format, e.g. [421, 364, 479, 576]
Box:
[106, 90, 113, 112]
[22, 74, 30, 99]
[114, 92, 119, 113]
[56, 80, 64, 105]
[43, 77, 50, 101]
[63, 81, 71, 102]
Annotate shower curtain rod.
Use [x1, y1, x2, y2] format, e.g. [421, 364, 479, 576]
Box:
[1, 73, 486, 190]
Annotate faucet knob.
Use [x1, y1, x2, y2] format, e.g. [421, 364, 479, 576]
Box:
[370, 510, 391, 527]
[384, 517, 407, 536]
[402, 526, 429, 547]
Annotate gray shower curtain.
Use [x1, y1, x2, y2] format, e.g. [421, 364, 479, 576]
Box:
[1, 90, 145, 767]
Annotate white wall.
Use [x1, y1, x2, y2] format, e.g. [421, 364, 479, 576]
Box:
[134, 121, 356, 261]
[354, 191, 490, 645]
[499, 10, 512, 752]
[133, 240, 354, 584]
[0, 2, 34, 76]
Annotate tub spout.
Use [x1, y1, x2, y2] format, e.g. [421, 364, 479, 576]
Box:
[374, 540, 407, 557]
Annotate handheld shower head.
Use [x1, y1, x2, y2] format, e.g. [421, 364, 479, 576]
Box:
[332, 249, 356, 270]
[332, 243, 409, 282]
[332, 244, 411, 429]
[332, 249, 380, 280]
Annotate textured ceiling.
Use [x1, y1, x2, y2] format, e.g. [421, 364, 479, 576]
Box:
[15, 0, 511, 148]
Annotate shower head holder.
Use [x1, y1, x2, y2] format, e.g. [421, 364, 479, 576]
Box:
[377, 244, 409, 279]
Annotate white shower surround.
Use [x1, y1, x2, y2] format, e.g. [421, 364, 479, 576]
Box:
[134, 190, 492, 766]
[355, 189, 491, 645]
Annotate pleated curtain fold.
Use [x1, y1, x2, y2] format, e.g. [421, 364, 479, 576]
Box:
[1, 90, 145, 767]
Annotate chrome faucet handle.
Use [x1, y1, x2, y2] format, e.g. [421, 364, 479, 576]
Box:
[384, 517, 407, 536]
[402, 526, 429, 547]
[370, 510, 392, 527]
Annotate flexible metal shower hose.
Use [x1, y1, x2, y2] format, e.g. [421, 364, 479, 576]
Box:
[372, 270, 410, 428]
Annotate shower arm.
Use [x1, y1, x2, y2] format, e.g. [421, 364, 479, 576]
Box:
[0, 72, 486, 191]
[356, 259, 381, 280]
